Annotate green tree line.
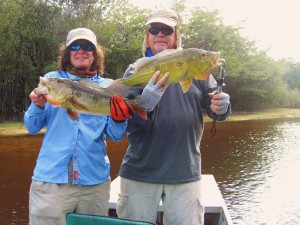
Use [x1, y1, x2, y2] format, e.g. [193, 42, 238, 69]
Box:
[1, 0, 299, 121]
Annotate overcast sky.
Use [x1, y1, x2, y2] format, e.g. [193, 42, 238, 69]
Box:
[130, 0, 300, 62]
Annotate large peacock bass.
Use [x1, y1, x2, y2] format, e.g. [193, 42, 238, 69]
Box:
[34, 77, 148, 120]
[115, 48, 221, 93]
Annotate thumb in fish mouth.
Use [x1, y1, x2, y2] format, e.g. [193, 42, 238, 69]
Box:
[34, 86, 49, 95]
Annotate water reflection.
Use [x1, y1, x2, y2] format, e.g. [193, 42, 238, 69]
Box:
[202, 118, 300, 225]
[241, 120, 300, 225]
[0, 135, 41, 225]
[1, 117, 300, 224]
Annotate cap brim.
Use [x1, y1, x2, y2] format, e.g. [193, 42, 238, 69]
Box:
[66, 35, 97, 47]
[146, 18, 177, 27]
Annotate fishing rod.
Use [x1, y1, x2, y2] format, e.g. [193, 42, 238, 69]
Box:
[211, 59, 226, 137]
[216, 59, 226, 93]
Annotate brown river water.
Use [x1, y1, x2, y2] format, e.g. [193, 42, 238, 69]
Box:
[1, 117, 300, 224]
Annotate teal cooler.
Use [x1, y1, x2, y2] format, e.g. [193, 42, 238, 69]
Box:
[66, 213, 155, 225]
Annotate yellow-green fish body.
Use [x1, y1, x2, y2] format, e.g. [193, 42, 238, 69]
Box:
[34, 77, 146, 120]
[116, 48, 221, 93]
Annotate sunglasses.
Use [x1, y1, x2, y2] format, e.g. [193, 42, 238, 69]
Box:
[148, 27, 174, 36]
[69, 43, 95, 52]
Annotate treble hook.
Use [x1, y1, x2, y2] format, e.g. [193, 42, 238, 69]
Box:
[211, 59, 227, 137]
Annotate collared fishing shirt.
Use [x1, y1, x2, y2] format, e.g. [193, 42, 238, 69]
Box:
[24, 71, 127, 185]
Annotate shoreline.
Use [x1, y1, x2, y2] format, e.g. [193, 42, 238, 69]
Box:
[1, 108, 300, 136]
[205, 108, 300, 122]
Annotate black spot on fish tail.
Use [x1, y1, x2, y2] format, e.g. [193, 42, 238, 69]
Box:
[125, 91, 136, 99]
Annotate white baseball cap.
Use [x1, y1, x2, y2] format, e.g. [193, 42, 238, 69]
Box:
[146, 9, 179, 27]
[66, 28, 97, 47]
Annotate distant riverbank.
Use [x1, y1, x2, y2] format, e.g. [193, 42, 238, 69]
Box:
[1, 108, 300, 136]
[213, 108, 300, 122]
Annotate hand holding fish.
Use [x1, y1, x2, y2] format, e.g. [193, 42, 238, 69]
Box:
[208, 92, 230, 115]
[152, 71, 169, 89]
[110, 96, 136, 121]
[29, 90, 47, 109]
[141, 71, 170, 111]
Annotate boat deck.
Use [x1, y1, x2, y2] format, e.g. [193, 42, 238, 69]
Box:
[109, 174, 233, 225]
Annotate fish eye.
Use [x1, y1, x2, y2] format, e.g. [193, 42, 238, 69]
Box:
[41, 79, 47, 85]
[200, 52, 206, 58]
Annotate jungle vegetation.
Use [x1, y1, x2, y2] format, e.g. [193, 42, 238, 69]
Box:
[1, 0, 299, 121]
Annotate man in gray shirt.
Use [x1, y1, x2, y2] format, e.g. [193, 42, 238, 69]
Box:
[117, 9, 231, 225]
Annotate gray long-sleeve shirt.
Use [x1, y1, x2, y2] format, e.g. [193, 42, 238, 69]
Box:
[119, 75, 230, 184]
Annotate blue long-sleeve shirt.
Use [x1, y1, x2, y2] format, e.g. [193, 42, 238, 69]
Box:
[24, 71, 128, 185]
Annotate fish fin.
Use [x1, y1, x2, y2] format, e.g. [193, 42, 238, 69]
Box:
[196, 61, 220, 81]
[132, 49, 182, 72]
[131, 57, 154, 72]
[155, 48, 181, 57]
[67, 109, 79, 120]
[195, 71, 211, 80]
[179, 80, 192, 93]
[105, 82, 132, 97]
[79, 79, 100, 88]
[79, 78, 115, 91]
[78, 79, 131, 98]
[136, 108, 147, 120]
[45, 95, 64, 106]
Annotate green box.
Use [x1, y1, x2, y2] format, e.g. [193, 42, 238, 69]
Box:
[66, 213, 155, 225]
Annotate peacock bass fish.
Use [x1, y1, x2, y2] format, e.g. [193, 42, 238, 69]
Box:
[34, 77, 148, 120]
[115, 48, 221, 93]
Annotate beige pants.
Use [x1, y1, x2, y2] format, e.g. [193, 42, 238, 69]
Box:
[116, 178, 204, 225]
[29, 179, 110, 225]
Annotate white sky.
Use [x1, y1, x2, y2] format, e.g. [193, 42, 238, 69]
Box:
[130, 0, 300, 63]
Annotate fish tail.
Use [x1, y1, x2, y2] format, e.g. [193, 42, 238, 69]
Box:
[125, 94, 149, 106]
[106, 81, 132, 97]
[124, 95, 148, 120]
[135, 107, 147, 120]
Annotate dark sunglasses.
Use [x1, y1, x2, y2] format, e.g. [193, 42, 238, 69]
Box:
[148, 27, 174, 36]
[69, 43, 95, 52]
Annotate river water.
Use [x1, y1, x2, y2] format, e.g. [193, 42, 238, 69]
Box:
[0, 117, 300, 224]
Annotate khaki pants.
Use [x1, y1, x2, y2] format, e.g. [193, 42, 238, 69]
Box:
[117, 178, 204, 225]
[29, 179, 110, 225]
